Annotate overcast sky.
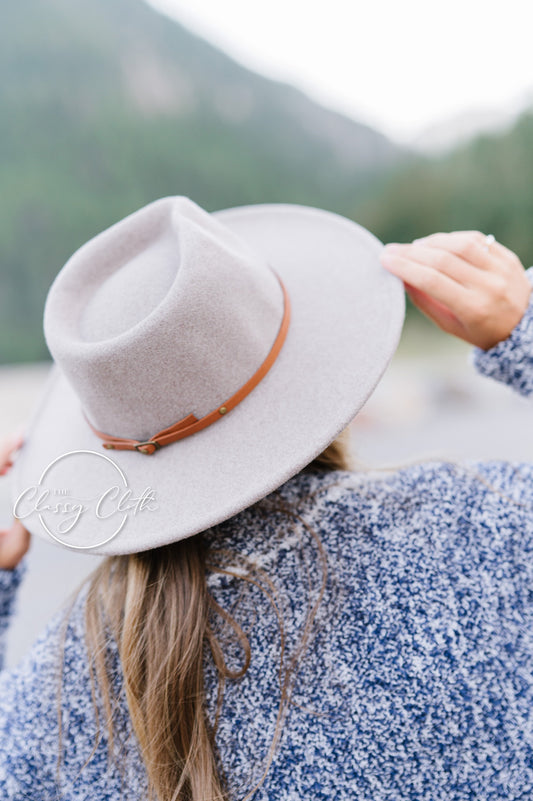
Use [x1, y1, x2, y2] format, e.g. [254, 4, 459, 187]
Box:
[147, 0, 533, 147]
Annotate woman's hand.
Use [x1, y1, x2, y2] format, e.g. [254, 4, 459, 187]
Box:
[0, 519, 30, 571]
[0, 433, 30, 570]
[0, 432, 24, 476]
[380, 230, 532, 350]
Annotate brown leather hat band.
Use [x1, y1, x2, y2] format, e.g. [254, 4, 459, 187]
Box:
[84, 272, 291, 455]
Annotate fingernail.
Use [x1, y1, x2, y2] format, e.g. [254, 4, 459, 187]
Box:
[383, 243, 402, 252]
[380, 254, 400, 270]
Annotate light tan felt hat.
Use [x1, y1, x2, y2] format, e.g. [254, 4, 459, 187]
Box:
[9, 196, 405, 556]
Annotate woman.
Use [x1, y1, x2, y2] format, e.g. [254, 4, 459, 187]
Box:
[1, 197, 533, 800]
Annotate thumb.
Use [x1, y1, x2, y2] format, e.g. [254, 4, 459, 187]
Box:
[405, 283, 467, 339]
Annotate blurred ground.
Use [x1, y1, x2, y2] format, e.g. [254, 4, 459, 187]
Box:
[1, 339, 532, 668]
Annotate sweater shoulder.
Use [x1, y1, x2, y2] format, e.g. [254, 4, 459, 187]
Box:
[251, 459, 533, 558]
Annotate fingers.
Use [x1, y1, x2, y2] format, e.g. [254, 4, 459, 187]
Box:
[380, 245, 473, 315]
[412, 231, 505, 271]
[384, 242, 485, 287]
[0, 433, 25, 476]
[380, 229, 532, 348]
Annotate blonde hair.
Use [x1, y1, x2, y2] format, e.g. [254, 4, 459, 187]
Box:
[56, 429, 354, 800]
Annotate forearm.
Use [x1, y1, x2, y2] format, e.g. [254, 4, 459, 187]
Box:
[471, 266, 533, 396]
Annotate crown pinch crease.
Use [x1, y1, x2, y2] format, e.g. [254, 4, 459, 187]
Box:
[83, 272, 291, 455]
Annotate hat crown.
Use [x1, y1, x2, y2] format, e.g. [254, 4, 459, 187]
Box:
[44, 196, 284, 440]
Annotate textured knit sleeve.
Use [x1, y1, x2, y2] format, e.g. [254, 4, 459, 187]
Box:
[470, 265, 533, 394]
[0, 556, 28, 672]
[0, 579, 148, 799]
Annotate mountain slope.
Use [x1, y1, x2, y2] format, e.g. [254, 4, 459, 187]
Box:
[0, 0, 408, 362]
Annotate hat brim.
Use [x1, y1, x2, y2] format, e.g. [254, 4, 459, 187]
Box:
[9, 203, 405, 556]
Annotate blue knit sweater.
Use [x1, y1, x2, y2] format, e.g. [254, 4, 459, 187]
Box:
[4, 270, 533, 800]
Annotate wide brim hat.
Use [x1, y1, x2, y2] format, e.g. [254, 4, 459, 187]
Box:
[9, 197, 404, 556]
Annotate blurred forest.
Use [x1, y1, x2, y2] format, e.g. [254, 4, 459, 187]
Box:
[356, 115, 533, 263]
[1, 0, 533, 363]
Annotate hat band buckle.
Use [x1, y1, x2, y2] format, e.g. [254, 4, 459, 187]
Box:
[134, 441, 161, 455]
